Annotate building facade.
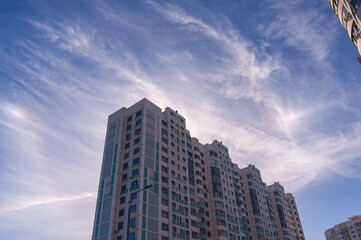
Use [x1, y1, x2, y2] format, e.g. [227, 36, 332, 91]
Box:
[285, 193, 305, 240]
[239, 165, 278, 240]
[92, 98, 304, 240]
[327, 0, 361, 56]
[267, 184, 305, 240]
[325, 215, 361, 240]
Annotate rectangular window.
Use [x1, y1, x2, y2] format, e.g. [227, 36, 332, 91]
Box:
[129, 205, 137, 213]
[120, 197, 125, 204]
[135, 128, 141, 136]
[123, 163, 128, 170]
[161, 210, 169, 218]
[161, 156, 168, 163]
[126, 125, 132, 131]
[126, 134, 131, 141]
[130, 192, 137, 200]
[135, 119, 142, 126]
[161, 223, 168, 231]
[118, 222, 123, 230]
[134, 138, 140, 145]
[161, 187, 168, 194]
[133, 158, 139, 166]
[133, 148, 140, 155]
[125, 143, 130, 149]
[161, 176, 168, 183]
[129, 218, 136, 227]
[129, 232, 135, 240]
[124, 152, 129, 159]
[119, 209, 124, 216]
[120, 185, 127, 192]
[132, 169, 139, 177]
[161, 198, 168, 206]
[122, 174, 127, 180]
[136, 110, 142, 118]
[131, 180, 138, 188]
[127, 116, 132, 122]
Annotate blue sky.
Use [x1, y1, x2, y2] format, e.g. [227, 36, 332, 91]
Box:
[0, 0, 361, 239]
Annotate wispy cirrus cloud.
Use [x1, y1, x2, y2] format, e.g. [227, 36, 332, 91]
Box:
[1, 1, 361, 240]
[260, 0, 339, 63]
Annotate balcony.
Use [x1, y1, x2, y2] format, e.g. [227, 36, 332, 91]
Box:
[216, 215, 226, 221]
[197, 222, 206, 228]
[196, 212, 205, 218]
[196, 202, 205, 208]
[198, 233, 207, 239]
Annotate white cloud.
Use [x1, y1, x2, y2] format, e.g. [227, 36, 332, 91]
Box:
[261, 0, 339, 63]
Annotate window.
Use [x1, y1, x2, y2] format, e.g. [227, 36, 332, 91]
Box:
[120, 185, 127, 192]
[135, 119, 142, 126]
[133, 158, 139, 166]
[161, 147, 168, 153]
[129, 232, 135, 240]
[126, 134, 131, 141]
[123, 163, 128, 170]
[133, 148, 140, 155]
[122, 174, 127, 180]
[126, 125, 132, 131]
[127, 116, 132, 122]
[161, 198, 168, 206]
[129, 218, 136, 227]
[129, 205, 136, 213]
[130, 192, 137, 200]
[162, 223, 169, 231]
[134, 138, 140, 145]
[351, 0, 361, 12]
[132, 169, 139, 177]
[125, 143, 130, 149]
[161, 176, 168, 183]
[161, 166, 168, 173]
[124, 152, 129, 159]
[119, 209, 124, 216]
[161, 187, 168, 194]
[161, 210, 169, 218]
[120, 197, 125, 204]
[118, 222, 123, 230]
[134, 128, 141, 135]
[161, 156, 168, 163]
[131, 180, 138, 188]
[136, 110, 142, 118]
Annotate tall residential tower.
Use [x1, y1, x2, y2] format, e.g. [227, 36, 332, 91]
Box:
[92, 98, 304, 240]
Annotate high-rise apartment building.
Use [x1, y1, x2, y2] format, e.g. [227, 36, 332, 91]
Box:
[239, 165, 278, 240]
[325, 215, 361, 240]
[92, 98, 304, 240]
[268, 183, 305, 240]
[286, 193, 305, 240]
[327, 0, 361, 56]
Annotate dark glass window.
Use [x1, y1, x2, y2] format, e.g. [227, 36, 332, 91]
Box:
[129, 205, 136, 213]
[131, 192, 137, 200]
[133, 158, 139, 165]
[134, 138, 140, 145]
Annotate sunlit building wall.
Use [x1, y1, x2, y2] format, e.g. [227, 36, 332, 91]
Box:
[91, 98, 250, 240]
[91, 98, 304, 240]
[268, 183, 305, 240]
[286, 193, 305, 240]
[327, 0, 361, 56]
[325, 215, 361, 240]
[239, 165, 278, 240]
